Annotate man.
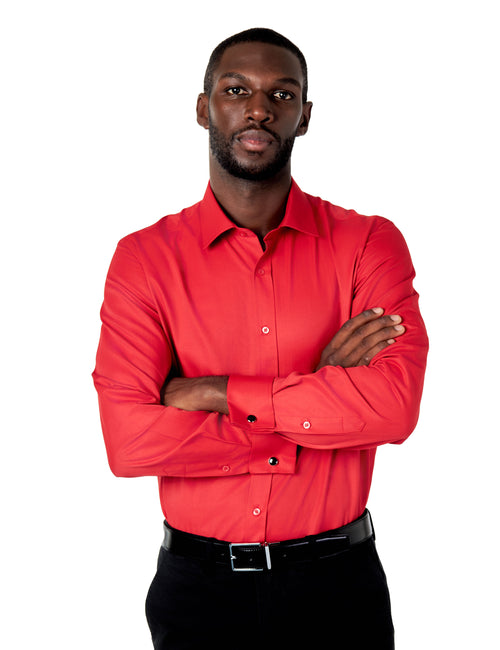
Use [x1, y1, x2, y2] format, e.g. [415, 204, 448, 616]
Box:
[93, 28, 428, 649]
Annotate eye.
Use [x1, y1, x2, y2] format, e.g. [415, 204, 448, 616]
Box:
[226, 87, 247, 96]
[273, 90, 294, 101]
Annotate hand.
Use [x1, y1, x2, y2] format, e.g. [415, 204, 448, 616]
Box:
[162, 376, 229, 414]
[315, 308, 405, 370]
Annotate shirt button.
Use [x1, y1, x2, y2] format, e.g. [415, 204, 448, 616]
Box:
[253, 508, 261, 516]
[268, 457, 279, 466]
[257, 268, 265, 276]
[222, 465, 230, 472]
[302, 420, 311, 429]
[261, 326, 270, 334]
[247, 414, 257, 423]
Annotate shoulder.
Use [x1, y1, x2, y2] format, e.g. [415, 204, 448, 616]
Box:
[302, 189, 397, 243]
[116, 198, 202, 258]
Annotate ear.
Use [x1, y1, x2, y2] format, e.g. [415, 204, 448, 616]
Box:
[196, 93, 209, 130]
[296, 101, 313, 137]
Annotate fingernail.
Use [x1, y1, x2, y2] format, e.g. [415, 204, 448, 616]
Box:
[390, 315, 401, 322]
[387, 338, 396, 344]
[394, 325, 405, 332]
[372, 308, 383, 314]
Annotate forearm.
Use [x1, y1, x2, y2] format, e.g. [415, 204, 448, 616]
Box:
[164, 329, 427, 452]
[94, 242, 297, 479]
[226, 243, 428, 451]
[162, 376, 229, 414]
[226, 352, 426, 451]
[94, 373, 297, 478]
[272, 348, 426, 449]
[168, 301, 426, 451]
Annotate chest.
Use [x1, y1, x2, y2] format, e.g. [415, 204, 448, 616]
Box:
[153, 229, 357, 377]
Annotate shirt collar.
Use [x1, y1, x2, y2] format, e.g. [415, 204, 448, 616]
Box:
[198, 179, 319, 249]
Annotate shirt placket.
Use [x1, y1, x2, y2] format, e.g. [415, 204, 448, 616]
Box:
[242, 234, 279, 541]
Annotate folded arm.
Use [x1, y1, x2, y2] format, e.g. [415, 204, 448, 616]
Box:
[226, 220, 428, 449]
[92, 241, 297, 479]
[163, 221, 428, 450]
[162, 307, 406, 414]
[94, 218, 428, 479]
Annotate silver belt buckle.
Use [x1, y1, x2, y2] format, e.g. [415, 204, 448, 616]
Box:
[229, 542, 272, 571]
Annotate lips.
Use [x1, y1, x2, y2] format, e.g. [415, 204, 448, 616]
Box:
[236, 129, 276, 152]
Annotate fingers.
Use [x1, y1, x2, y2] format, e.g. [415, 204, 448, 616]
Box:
[317, 308, 406, 370]
[344, 314, 405, 359]
[336, 308, 394, 339]
[330, 309, 405, 353]
[334, 321, 404, 367]
[353, 329, 402, 366]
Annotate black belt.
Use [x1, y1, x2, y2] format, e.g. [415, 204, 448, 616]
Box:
[162, 510, 374, 572]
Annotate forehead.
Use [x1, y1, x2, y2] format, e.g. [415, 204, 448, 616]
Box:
[213, 41, 304, 87]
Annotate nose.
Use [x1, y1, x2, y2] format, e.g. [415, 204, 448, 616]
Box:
[245, 91, 273, 123]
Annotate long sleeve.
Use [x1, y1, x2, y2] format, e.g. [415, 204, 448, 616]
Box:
[92, 183, 428, 540]
[226, 218, 428, 450]
[92, 240, 297, 479]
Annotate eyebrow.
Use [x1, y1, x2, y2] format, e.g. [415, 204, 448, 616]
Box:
[219, 72, 301, 89]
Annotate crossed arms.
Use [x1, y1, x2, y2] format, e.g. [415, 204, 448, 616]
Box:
[93, 217, 428, 478]
[163, 308, 406, 414]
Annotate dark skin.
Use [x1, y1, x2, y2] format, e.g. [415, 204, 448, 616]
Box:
[163, 42, 405, 414]
[197, 42, 313, 240]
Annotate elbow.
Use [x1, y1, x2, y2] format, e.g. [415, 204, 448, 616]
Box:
[103, 425, 164, 478]
[383, 391, 423, 445]
[104, 435, 147, 478]
[373, 357, 427, 444]
[390, 410, 419, 445]
[106, 447, 136, 478]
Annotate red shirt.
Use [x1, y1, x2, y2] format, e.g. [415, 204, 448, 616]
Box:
[93, 180, 428, 543]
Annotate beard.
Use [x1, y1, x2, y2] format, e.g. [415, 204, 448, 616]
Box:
[209, 120, 296, 182]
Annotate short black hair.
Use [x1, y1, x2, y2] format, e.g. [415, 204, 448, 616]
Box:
[203, 27, 308, 102]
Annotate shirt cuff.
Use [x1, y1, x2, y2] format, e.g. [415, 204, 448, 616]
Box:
[227, 375, 276, 431]
[248, 434, 297, 475]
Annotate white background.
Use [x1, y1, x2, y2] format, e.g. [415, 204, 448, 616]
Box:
[1, 1, 498, 648]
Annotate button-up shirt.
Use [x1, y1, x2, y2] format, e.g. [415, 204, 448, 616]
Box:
[93, 180, 428, 543]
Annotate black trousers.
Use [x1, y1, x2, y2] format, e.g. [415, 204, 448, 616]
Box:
[145, 536, 394, 649]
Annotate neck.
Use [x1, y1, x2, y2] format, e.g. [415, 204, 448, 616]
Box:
[209, 159, 292, 239]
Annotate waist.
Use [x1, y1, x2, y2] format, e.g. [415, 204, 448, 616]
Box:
[158, 448, 377, 540]
[162, 509, 375, 572]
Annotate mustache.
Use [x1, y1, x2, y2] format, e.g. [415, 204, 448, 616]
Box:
[232, 125, 280, 142]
